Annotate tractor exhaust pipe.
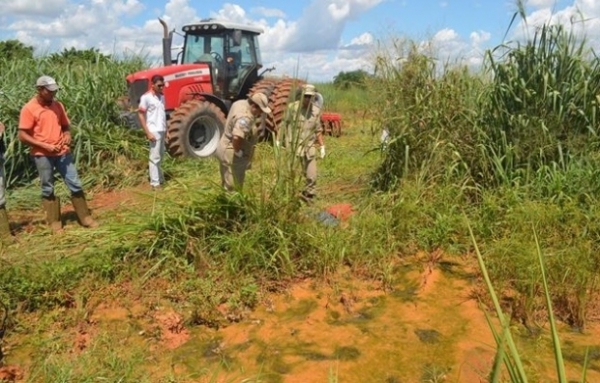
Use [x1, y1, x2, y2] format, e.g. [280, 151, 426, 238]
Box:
[159, 18, 173, 66]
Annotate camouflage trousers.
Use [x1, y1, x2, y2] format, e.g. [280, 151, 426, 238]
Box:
[301, 148, 317, 197]
[216, 138, 251, 191]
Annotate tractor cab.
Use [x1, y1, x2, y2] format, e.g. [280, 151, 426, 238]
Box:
[178, 20, 264, 101]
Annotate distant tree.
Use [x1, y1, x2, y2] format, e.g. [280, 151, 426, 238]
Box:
[0, 39, 34, 60]
[333, 69, 370, 89]
[49, 47, 112, 64]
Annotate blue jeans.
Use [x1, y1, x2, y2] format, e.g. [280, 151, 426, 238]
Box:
[33, 154, 83, 198]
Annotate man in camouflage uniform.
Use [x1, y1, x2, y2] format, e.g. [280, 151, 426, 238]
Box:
[216, 92, 271, 191]
[281, 84, 325, 201]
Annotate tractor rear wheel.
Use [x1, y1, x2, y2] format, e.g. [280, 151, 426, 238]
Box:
[248, 78, 305, 140]
[270, 78, 305, 134]
[248, 78, 278, 138]
[166, 100, 226, 158]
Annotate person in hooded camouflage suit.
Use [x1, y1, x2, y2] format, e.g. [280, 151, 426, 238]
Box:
[280, 84, 325, 201]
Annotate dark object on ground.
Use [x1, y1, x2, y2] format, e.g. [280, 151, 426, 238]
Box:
[315, 211, 339, 227]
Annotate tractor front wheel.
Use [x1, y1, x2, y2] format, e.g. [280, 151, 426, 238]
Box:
[166, 100, 226, 158]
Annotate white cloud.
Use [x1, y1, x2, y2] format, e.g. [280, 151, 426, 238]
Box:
[163, 0, 199, 29]
[328, 2, 352, 21]
[348, 32, 375, 46]
[382, 26, 488, 72]
[260, 19, 297, 52]
[0, 0, 381, 81]
[5, 0, 495, 81]
[283, 0, 384, 52]
[433, 28, 460, 42]
[12, 0, 586, 82]
[2, 0, 199, 63]
[209, 3, 248, 23]
[4, 0, 69, 17]
[512, 0, 600, 50]
[252, 7, 287, 19]
[527, 0, 559, 8]
[470, 30, 491, 46]
[112, 0, 145, 16]
[8, 4, 98, 39]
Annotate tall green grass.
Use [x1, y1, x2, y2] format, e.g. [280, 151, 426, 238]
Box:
[0, 56, 147, 188]
[371, 8, 600, 190]
[480, 21, 600, 188]
[371, 2, 600, 332]
[369, 40, 483, 191]
[471, 224, 563, 382]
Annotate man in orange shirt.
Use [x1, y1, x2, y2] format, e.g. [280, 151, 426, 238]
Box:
[18, 76, 98, 233]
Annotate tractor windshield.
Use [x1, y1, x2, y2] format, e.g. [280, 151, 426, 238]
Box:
[183, 34, 224, 65]
[182, 30, 261, 65]
[182, 29, 262, 99]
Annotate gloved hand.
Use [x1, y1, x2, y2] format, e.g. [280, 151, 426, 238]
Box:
[234, 150, 243, 158]
[320, 145, 326, 159]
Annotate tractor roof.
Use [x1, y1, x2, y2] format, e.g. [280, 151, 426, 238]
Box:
[182, 19, 263, 34]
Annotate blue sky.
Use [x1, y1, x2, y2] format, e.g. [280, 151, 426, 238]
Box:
[0, 0, 595, 81]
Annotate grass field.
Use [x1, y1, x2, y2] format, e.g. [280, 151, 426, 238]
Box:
[2, 4, 600, 381]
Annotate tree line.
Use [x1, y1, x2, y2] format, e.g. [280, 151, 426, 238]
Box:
[0, 39, 112, 63]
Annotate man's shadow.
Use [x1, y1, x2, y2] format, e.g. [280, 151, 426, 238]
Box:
[9, 216, 41, 234]
[8, 209, 93, 233]
[61, 210, 80, 226]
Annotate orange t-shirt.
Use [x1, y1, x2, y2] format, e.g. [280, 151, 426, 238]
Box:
[19, 97, 71, 157]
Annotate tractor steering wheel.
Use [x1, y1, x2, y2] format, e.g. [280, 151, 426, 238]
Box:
[210, 51, 223, 64]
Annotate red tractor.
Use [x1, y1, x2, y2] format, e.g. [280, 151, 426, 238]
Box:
[119, 18, 305, 158]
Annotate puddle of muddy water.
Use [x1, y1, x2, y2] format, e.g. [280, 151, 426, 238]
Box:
[175, 267, 600, 382]
[157, 269, 474, 382]
[6, 263, 600, 382]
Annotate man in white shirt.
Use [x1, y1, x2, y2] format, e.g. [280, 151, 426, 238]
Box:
[138, 75, 167, 190]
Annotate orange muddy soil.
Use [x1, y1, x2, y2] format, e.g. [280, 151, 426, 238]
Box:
[4, 258, 600, 382]
[3, 186, 600, 382]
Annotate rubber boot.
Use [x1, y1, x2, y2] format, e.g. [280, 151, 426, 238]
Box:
[0, 206, 15, 245]
[71, 192, 98, 228]
[42, 196, 63, 234]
